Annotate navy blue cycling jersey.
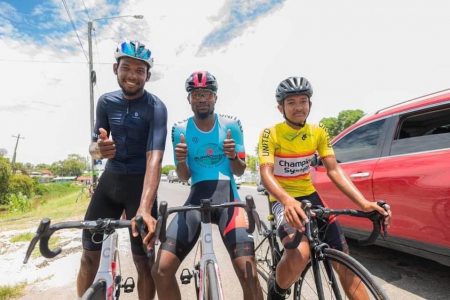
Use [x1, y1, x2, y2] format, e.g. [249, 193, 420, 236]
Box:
[93, 90, 167, 174]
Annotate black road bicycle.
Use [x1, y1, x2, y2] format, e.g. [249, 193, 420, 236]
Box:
[254, 195, 389, 300]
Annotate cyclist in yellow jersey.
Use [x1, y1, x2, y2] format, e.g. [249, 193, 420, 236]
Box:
[258, 76, 392, 300]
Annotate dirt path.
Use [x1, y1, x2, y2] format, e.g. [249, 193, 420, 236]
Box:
[0, 226, 139, 299]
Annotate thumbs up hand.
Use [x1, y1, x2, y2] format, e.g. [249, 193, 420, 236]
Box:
[223, 129, 237, 160]
[97, 128, 116, 159]
[175, 133, 188, 163]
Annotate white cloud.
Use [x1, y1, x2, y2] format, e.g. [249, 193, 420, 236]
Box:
[1, 0, 450, 167]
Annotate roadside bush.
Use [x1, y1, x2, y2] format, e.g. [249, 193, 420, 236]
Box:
[0, 157, 11, 205]
[33, 182, 49, 196]
[8, 174, 34, 198]
[7, 192, 31, 213]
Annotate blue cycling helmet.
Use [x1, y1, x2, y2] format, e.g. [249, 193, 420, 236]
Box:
[115, 40, 154, 68]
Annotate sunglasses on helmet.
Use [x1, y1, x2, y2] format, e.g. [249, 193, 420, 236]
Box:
[120, 41, 152, 60]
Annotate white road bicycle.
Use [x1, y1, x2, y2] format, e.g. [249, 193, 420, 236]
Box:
[24, 218, 136, 300]
[150, 196, 260, 300]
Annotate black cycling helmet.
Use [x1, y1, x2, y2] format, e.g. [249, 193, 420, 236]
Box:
[185, 71, 218, 93]
[275, 76, 313, 104]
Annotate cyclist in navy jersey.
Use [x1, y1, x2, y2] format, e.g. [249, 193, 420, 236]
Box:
[76, 40, 167, 300]
[149, 71, 262, 300]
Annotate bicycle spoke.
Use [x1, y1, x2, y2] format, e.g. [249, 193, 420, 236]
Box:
[293, 249, 387, 300]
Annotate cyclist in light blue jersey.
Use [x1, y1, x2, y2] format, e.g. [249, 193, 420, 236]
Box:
[150, 71, 262, 300]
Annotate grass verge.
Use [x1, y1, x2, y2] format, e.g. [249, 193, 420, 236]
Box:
[0, 183, 90, 231]
[0, 283, 26, 300]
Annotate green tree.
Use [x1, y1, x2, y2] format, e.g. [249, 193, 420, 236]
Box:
[161, 165, 176, 175]
[246, 155, 258, 172]
[50, 154, 86, 176]
[320, 109, 364, 139]
[8, 174, 34, 198]
[0, 156, 12, 204]
[35, 163, 51, 171]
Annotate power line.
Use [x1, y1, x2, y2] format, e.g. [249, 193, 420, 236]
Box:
[0, 58, 111, 65]
[61, 0, 88, 62]
[80, 0, 91, 21]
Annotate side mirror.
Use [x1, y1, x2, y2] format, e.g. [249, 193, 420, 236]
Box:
[310, 153, 323, 167]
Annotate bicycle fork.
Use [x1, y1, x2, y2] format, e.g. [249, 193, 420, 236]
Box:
[306, 219, 342, 300]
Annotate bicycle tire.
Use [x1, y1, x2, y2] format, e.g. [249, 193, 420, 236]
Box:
[81, 279, 107, 300]
[204, 260, 222, 300]
[254, 221, 282, 293]
[293, 248, 388, 300]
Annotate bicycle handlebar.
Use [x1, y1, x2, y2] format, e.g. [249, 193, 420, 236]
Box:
[303, 200, 389, 246]
[153, 195, 261, 244]
[23, 218, 131, 264]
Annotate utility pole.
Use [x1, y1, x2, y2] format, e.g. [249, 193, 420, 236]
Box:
[88, 20, 97, 186]
[11, 134, 25, 172]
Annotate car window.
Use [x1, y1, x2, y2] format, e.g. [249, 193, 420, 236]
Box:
[333, 119, 386, 163]
[391, 106, 450, 155]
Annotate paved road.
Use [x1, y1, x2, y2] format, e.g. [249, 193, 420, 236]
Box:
[20, 182, 450, 299]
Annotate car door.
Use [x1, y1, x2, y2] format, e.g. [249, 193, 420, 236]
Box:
[312, 118, 388, 230]
[373, 105, 450, 253]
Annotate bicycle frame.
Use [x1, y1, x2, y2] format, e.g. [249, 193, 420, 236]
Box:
[93, 231, 119, 299]
[196, 201, 224, 300]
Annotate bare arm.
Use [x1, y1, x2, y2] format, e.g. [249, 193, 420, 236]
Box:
[260, 164, 308, 231]
[176, 161, 191, 181]
[229, 155, 246, 176]
[223, 128, 246, 176]
[138, 150, 164, 214]
[132, 150, 164, 247]
[174, 133, 191, 181]
[89, 128, 116, 159]
[322, 156, 391, 225]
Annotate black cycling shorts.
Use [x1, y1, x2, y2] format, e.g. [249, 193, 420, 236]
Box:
[160, 180, 254, 261]
[272, 192, 348, 252]
[82, 170, 157, 256]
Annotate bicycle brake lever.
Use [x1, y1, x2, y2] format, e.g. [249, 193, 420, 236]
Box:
[135, 215, 153, 259]
[376, 201, 389, 239]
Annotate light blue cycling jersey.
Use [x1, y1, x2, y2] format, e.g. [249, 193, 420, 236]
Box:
[171, 113, 245, 194]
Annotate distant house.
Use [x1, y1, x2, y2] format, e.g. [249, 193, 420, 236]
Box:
[52, 176, 77, 183]
[77, 176, 92, 185]
[30, 171, 54, 183]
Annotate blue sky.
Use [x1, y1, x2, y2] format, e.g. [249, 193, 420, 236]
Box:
[1, 0, 449, 165]
[0, 0, 285, 55]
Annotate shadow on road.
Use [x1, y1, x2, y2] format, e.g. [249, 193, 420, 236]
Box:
[348, 239, 450, 300]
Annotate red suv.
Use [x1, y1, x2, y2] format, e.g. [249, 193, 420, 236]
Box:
[311, 90, 450, 266]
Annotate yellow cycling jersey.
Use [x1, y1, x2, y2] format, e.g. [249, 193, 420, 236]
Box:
[258, 122, 334, 201]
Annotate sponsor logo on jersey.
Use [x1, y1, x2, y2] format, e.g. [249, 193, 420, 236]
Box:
[273, 154, 314, 178]
[194, 143, 225, 167]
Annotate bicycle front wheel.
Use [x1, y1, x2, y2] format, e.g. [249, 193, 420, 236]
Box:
[254, 221, 282, 295]
[204, 260, 223, 300]
[81, 279, 106, 300]
[293, 248, 388, 300]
